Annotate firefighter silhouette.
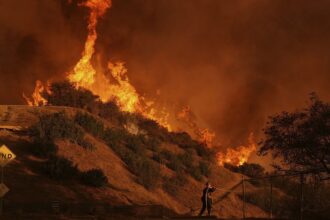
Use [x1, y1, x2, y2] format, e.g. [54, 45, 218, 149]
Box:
[199, 182, 216, 216]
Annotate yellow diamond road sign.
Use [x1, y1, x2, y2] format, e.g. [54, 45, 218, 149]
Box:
[0, 183, 9, 197]
[0, 145, 16, 167]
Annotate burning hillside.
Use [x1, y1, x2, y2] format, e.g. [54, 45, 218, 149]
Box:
[217, 133, 257, 166]
[23, 0, 256, 167]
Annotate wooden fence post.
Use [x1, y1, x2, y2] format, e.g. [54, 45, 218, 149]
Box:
[270, 177, 273, 219]
[300, 174, 304, 220]
[0, 166, 4, 216]
[242, 175, 246, 219]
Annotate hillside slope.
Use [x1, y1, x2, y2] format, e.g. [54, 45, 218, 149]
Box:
[0, 105, 267, 218]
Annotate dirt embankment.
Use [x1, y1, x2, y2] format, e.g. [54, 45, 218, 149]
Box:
[0, 105, 267, 218]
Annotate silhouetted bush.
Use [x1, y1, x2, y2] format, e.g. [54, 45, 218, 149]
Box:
[45, 156, 79, 179]
[159, 149, 174, 161]
[98, 101, 126, 125]
[45, 81, 99, 112]
[81, 168, 108, 187]
[138, 117, 168, 141]
[32, 139, 58, 157]
[199, 161, 211, 177]
[75, 112, 104, 137]
[35, 112, 84, 142]
[158, 150, 183, 172]
[126, 135, 147, 155]
[77, 138, 95, 151]
[224, 162, 265, 186]
[239, 163, 265, 178]
[146, 137, 161, 152]
[225, 162, 265, 178]
[103, 128, 130, 149]
[45, 156, 108, 188]
[169, 132, 196, 148]
[103, 128, 161, 189]
[155, 149, 208, 180]
[152, 153, 163, 163]
[30, 111, 93, 155]
[122, 149, 161, 189]
[137, 159, 161, 189]
[188, 166, 203, 181]
[194, 145, 214, 161]
[167, 156, 184, 172]
[178, 151, 193, 169]
[163, 172, 188, 195]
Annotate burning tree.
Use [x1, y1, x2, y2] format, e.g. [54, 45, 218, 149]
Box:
[259, 94, 330, 180]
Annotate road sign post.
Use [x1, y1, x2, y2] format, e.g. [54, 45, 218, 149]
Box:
[0, 145, 15, 216]
[0, 145, 16, 167]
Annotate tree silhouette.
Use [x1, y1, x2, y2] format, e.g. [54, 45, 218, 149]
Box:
[259, 93, 330, 180]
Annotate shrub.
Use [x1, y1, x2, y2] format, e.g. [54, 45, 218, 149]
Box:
[152, 153, 163, 163]
[122, 150, 161, 189]
[148, 137, 161, 152]
[199, 161, 211, 177]
[178, 151, 193, 169]
[104, 132, 162, 189]
[137, 159, 161, 189]
[77, 138, 95, 151]
[194, 144, 214, 161]
[98, 101, 126, 125]
[75, 112, 104, 137]
[81, 168, 108, 187]
[188, 166, 203, 181]
[225, 162, 265, 178]
[160, 149, 174, 161]
[44, 156, 79, 179]
[103, 128, 129, 148]
[32, 139, 58, 157]
[34, 112, 84, 142]
[163, 172, 188, 195]
[31, 112, 93, 152]
[167, 156, 184, 172]
[158, 150, 184, 172]
[169, 132, 196, 148]
[126, 135, 147, 155]
[45, 81, 99, 112]
[138, 117, 168, 141]
[239, 163, 265, 178]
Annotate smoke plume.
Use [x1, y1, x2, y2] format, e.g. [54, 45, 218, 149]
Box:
[1, 0, 330, 148]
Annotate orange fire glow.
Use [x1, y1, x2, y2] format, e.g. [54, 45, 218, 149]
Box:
[66, 0, 171, 129]
[23, 80, 51, 106]
[23, 0, 255, 167]
[68, 0, 111, 88]
[217, 133, 257, 166]
[177, 106, 215, 147]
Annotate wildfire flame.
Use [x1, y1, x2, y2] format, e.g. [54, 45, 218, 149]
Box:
[217, 133, 257, 166]
[68, 0, 111, 88]
[23, 0, 171, 129]
[66, 0, 171, 129]
[177, 106, 215, 147]
[22, 0, 255, 167]
[23, 80, 51, 106]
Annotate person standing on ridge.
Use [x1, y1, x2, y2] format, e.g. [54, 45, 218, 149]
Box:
[199, 182, 216, 216]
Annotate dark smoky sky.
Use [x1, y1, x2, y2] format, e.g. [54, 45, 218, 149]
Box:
[1, 0, 330, 146]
